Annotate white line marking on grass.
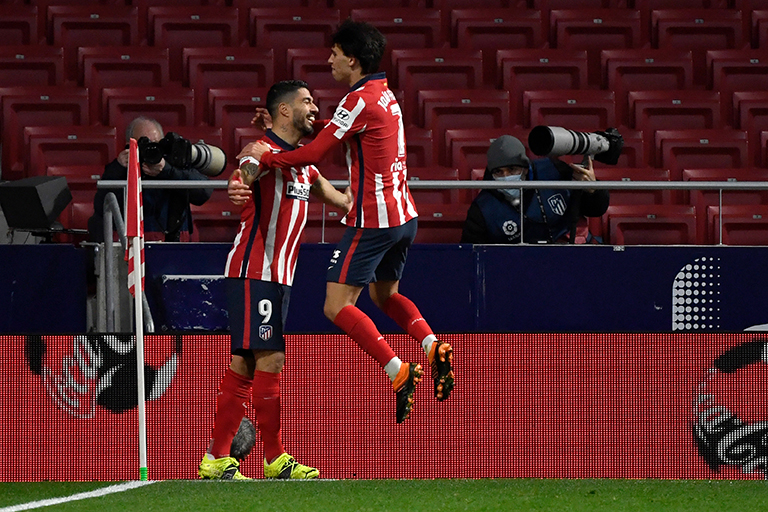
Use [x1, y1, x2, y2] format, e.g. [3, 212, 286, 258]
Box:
[0, 480, 158, 512]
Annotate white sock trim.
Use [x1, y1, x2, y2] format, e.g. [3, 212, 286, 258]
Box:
[384, 357, 402, 381]
[422, 334, 438, 356]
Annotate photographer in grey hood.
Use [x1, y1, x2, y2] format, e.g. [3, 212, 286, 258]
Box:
[460, 135, 609, 244]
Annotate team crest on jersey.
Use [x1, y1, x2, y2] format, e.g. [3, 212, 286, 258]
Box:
[332, 107, 352, 129]
[259, 325, 273, 341]
[287, 181, 310, 201]
[548, 194, 567, 216]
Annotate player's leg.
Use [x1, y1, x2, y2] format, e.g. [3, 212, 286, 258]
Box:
[326, 226, 423, 423]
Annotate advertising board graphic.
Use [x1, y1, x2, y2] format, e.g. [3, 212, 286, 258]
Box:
[2, 333, 766, 481]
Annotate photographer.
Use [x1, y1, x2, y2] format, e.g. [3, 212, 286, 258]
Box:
[88, 117, 215, 242]
[460, 135, 609, 244]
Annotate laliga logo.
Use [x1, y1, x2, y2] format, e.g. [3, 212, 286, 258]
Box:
[25, 334, 182, 418]
[502, 220, 519, 238]
[692, 339, 768, 477]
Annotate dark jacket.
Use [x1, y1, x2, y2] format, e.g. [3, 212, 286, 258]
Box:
[460, 157, 610, 244]
[88, 158, 213, 242]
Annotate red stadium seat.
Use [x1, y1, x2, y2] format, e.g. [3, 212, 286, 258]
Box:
[102, 87, 195, 139]
[350, 9, 445, 79]
[286, 48, 339, 90]
[497, 49, 589, 127]
[1, 86, 89, 181]
[601, 49, 694, 128]
[444, 127, 529, 179]
[413, 201, 468, 244]
[732, 91, 768, 166]
[165, 125, 223, 149]
[79, 46, 171, 124]
[207, 87, 269, 160]
[190, 191, 243, 243]
[603, 204, 699, 245]
[634, 0, 729, 7]
[148, 6, 240, 83]
[46, 164, 103, 193]
[0, 46, 64, 87]
[407, 166, 464, 204]
[183, 47, 274, 125]
[247, 8, 340, 82]
[707, 50, 768, 127]
[47, 6, 140, 84]
[303, 200, 348, 244]
[452, 10, 548, 87]
[133, 0, 227, 41]
[628, 91, 722, 161]
[0, 5, 39, 45]
[683, 167, 768, 240]
[418, 89, 511, 166]
[655, 129, 749, 179]
[753, 10, 768, 49]
[523, 90, 616, 131]
[391, 48, 484, 125]
[652, 9, 747, 86]
[23, 125, 117, 180]
[549, 9, 648, 87]
[593, 167, 673, 205]
[708, 204, 768, 245]
[404, 126, 435, 168]
[599, 127, 645, 168]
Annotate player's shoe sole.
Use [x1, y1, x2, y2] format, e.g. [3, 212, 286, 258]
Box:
[264, 452, 319, 479]
[393, 362, 423, 423]
[428, 341, 454, 402]
[198, 455, 251, 480]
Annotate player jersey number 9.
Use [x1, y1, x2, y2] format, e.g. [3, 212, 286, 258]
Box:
[390, 103, 406, 159]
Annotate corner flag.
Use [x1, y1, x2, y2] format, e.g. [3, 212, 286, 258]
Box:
[125, 138, 144, 296]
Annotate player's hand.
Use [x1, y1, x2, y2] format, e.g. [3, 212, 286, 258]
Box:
[237, 141, 271, 162]
[251, 107, 272, 131]
[569, 156, 596, 193]
[228, 169, 252, 205]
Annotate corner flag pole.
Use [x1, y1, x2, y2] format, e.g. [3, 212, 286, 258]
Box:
[126, 138, 148, 481]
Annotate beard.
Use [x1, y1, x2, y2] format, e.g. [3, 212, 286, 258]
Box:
[293, 113, 315, 138]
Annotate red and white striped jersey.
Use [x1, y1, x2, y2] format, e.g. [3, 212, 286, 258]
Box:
[260, 72, 418, 229]
[225, 131, 319, 286]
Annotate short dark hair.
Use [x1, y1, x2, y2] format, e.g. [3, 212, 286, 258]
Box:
[265, 80, 310, 118]
[331, 19, 386, 75]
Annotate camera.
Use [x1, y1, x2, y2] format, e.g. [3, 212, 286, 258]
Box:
[136, 132, 227, 177]
[528, 126, 624, 165]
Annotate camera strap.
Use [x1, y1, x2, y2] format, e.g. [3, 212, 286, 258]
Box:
[531, 165, 555, 244]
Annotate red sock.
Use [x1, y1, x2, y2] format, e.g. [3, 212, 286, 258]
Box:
[252, 369, 284, 464]
[209, 368, 252, 459]
[334, 305, 397, 367]
[383, 293, 434, 343]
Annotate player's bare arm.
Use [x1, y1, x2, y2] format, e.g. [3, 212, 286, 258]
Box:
[228, 168, 253, 206]
[310, 175, 353, 214]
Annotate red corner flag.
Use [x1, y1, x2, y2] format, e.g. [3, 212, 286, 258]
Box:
[125, 138, 145, 297]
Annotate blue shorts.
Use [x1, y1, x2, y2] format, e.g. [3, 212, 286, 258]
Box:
[226, 278, 290, 355]
[326, 218, 418, 287]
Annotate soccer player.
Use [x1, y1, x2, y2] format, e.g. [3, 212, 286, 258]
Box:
[198, 80, 352, 480]
[238, 20, 455, 424]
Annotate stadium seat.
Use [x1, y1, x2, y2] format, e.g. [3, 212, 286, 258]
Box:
[23, 125, 117, 179]
[761, 130, 768, 167]
[0, 5, 39, 45]
[391, 48, 484, 125]
[247, 8, 341, 83]
[497, 49, 589, 127]
[407, 166, 464, 204]
[0, 46, 64, 87]
[603, 204, 700, 245]
[593, 167, 673, 205]
[102, 87, 195, 139]
[444, 127, 529, 179]
[707, 204, 768, 245]
[628, 91, 722, 161]
[1, 86, 89, 181]
[404, 126, 435, 168]
[732, 91, 768, 166]
[707, 50, 768, 127]
[549, 9, 648, 87]
[207, 87, 269, 160]
[164, 125, 223, 149]
[54, 192, 94, 245]
[652, 9, 747, 86]
[190, 191, 243, 243]
[183, 47, 274, 125]
[303, 200, 348, 244]
[350, 9, 445, 79]
[523, 90, 616, 131]
[79, 46, 171, 124]
[654, 129, 749, 179]
[452, 10, 548, 87]
[753, 10, 768, 49]
[601, 49, 694, 128]
[286, 48, 339, 90]
[46, 164, 104, 193]
[683, 167, 768, 240]
[133, 0, 227, 41]
[418, 89, 511, 166]
[47, 5, 140, 83]
[413, 201, 468, 243]
[148, 6, 239, 83]
[634, 0, 729, 7]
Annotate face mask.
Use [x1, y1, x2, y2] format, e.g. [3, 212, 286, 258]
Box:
[494, 174, 523, 204]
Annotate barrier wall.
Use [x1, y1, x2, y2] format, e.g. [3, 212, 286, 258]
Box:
[4, 332, 767, 481]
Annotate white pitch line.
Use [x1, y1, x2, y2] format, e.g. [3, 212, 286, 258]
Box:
[0, 480, 158, 512]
